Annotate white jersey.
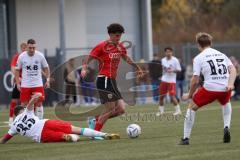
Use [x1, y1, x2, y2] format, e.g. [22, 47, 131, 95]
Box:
[161, 56, 181, 83]
[16, 51, 49, 88]
[193, 48, 233, 92]
[8, 108, 47, 143]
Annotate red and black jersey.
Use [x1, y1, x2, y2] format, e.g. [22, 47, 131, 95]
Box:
[90, 40, 127, 79]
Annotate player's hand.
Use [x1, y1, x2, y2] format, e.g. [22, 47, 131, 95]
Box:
[182, 93, 190, 101]
[226, 85, 234, 91]
[32, 92, 42, 99]
[44, 81, 50, 88]
[31, 92, 42, 103]
[136, 68, 144, 78]
[167, 68, 174, 73]
[17, 84, 21, 92]
[81, 69, 87, 78]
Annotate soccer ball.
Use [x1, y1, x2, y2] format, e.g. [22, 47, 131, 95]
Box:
[126, 124, 141, 138]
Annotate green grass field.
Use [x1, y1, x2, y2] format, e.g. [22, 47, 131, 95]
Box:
[0, 101, 240, 160]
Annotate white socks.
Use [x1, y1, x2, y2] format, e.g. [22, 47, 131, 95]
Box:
[183, 108, 196, 139]
[35, 106, 44, 119]
[80, 128, 106, 137]
[175, 104, 181, 113]
[182, 102, 232, 139]
[222, 102, 232, 128]
[159, 106, 164, 113]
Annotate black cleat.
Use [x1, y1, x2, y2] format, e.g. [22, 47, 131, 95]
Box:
[223, 127, 231, 143]
[178, 138, 189, 145]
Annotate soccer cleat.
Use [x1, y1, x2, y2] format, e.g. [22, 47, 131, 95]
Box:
[178, 138, 189, 145]
[104, 133, 120, 140]
[173, 111, 182, 116]
[87, 117, 96, 129]
[223, 127, 231, 143]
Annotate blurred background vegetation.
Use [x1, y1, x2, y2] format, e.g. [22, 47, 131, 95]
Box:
[151, 0, 240, 44]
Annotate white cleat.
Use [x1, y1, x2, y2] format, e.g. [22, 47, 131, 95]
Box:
[173, 111, 182, 116]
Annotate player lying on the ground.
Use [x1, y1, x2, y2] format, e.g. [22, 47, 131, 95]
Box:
[179, 32, 236, 145]
[0, 93, 120, 144]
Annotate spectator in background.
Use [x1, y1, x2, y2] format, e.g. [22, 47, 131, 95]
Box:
[9, 42, 27, 126]
[81, 66, 97, 106]
[176, 59, 186, 100]
[148, 54, 162, 103]
[186, 63, 193, 89]
[136, 59, 149, 105]
[229, 56, 240, 100]
[64, 58, 77, 103]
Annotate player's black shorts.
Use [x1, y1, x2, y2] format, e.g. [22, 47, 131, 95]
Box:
[96, 76, 122, 104]
[11, 84, 20, 99]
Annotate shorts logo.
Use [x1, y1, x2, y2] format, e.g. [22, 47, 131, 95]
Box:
[108, 94, 113, 99]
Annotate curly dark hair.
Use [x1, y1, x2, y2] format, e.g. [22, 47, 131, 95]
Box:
[107, 23, 125, 34]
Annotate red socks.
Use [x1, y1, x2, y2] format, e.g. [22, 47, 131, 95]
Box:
[94, 121, 103, 131]
[9, 101, 17, 117]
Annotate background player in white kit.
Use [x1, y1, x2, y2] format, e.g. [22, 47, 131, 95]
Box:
[0, 93, 120, 144]
[15, 39, 50, 119]
[156, 47, 182, 116]
[179, 32, 236, 145]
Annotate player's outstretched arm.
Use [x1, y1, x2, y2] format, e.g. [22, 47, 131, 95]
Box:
[121, 54, 144, 77]
[81, 55, 94, 78]
[0, 134, 13, 144]
[227, 65, 237, 91]
[27, 93, 42, 111]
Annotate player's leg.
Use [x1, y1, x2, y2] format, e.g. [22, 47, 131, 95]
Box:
[41, 120, 119, 142]
[71, 126, 119, 140]
[94, 101, 116, 131]
[170, 96, 181, 115]
[157, 81, 167, 116]
[20, 87, 31, 106]
[169, 83, 181, 115]
[41, 120, 77, 143]
[109, 99, 125, 118]
[92, 77, 123, 131]
[179, 102, 198, 145]
[179, 87, 216, 145]
[218, 91, 232, 143]
[9, 85, 20, 125]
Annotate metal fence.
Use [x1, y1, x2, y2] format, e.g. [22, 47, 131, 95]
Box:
[182, 42, 240, 65]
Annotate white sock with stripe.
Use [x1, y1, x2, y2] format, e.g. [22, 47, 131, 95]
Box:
[183, 108, 196, 139]
[159, 106, 164, 113]
[175, 104, 181, 112]
[80, 128, 106, 137]
[222, 102, 232, 128]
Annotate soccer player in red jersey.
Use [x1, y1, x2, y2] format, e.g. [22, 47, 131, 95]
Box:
[81, 23, 143, 134]
[179, 33, 236, 145]
[0, 93, 119, 144]
[15, 39, 50, 119]
[9, 42, 27, 126]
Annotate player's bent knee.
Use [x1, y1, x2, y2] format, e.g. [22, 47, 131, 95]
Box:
[188, 102, 199, 111]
